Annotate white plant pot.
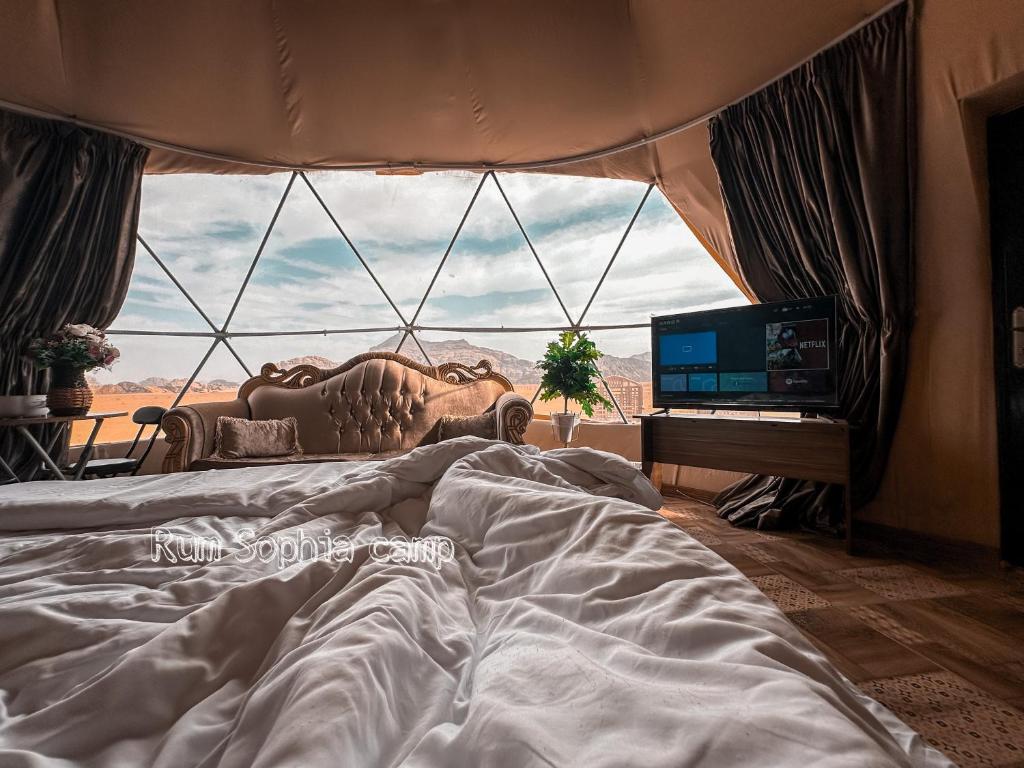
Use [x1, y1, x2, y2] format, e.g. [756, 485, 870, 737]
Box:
[550, 412, 580, 445]
[24, 395, 48, 417]
[0, 395, 48, 418]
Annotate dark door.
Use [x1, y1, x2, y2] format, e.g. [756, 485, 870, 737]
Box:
[989, 106, 1024, 566]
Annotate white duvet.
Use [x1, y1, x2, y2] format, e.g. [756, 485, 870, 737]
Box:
[0, 438, 952, 767]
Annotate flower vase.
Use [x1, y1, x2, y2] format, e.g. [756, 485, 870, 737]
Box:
[47, 365, 92, 416]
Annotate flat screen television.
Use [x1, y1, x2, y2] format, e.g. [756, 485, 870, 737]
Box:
[651, 295, 839, 411]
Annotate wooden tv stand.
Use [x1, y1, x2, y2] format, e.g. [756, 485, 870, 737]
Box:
[639, 413, 852, 551]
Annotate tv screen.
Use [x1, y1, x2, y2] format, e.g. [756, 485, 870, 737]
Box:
[651, 296, 839, 411]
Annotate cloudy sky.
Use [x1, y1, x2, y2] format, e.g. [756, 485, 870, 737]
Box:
[98, 171, 746, 384]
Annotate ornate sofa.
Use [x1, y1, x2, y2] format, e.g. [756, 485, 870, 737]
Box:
[161, 352, 533, 473]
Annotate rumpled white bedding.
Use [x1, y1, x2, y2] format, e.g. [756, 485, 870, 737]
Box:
[0, 438, 952, 767]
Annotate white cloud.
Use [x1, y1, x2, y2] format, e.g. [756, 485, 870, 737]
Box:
[110, 171, 746, 382]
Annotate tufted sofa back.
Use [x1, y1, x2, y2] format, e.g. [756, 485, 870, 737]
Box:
[246, 357, 510, 454]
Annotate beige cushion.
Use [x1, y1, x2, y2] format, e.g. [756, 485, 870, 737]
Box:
[214, 416, 301, 459]
[437, 412, 497, 441]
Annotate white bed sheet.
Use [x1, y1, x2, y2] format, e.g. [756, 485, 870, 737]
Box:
[0, 438, 953, 767]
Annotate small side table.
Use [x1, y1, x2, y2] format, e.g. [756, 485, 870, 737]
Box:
[0, 411, 128, 482]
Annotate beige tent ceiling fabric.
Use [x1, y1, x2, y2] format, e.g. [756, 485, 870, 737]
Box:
[0, 0, 892, 312]
[2, 0, 1023, 548]
[0, 0, 892, 172]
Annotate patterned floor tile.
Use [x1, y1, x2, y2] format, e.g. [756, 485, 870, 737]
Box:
[750, 574, 831, 612]
[914, 710, 1024, 767]
[936, 594, 1024, 644]
[733, 542, 780, 564]
[881, 600, 1023, 665]
[861, 672, 1024, 767]
[837, 565, 969, 601]
[683, 527, 724, 546]
[848, 605, 929, 645]
[915, 644, 1024, 703]
[807, 580, 890, 607]
[662, 507, 701, 521]
[790, 607, 939, 679]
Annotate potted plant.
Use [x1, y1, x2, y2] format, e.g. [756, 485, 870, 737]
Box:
[27, 324, 120, 416]
[536, 331, 612, 445]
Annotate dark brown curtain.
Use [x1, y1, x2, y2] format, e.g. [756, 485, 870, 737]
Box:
[0, 109, 148, 479]
[707, 3, 914, 533]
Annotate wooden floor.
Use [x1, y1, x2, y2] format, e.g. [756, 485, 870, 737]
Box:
[659, 493, 1024, 768]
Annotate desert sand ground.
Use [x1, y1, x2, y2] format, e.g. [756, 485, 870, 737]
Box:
[71, 391, 238, 444]
[75, 385, 653, 445]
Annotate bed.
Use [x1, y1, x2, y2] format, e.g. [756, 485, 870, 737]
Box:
[0, 438, 951, 767]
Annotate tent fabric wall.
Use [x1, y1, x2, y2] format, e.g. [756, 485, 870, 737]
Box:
[1, 0, 1023, 547]
[860, 0, 1024, 548]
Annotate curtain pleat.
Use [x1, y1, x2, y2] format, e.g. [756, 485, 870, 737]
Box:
[0, 109, 148, 479]
[708, 3, 914, 533]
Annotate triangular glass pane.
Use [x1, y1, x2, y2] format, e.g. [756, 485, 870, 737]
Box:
[110, 246, 210, 332]
[136, 174, 291, 329]
[584, 190, 748, 326]
[416, 175, 569, 329]
[229, 179, 402, 333]
[79, 334, 216, 445]
[307, 170, 482, 319]
[585, 328, 655, 422]
[410, 330, 550, 398]
[497, 174, 650, 322]
[228, 332, 401, 375]
[178, 341, 252, 405]
[406, 330, 627, 422]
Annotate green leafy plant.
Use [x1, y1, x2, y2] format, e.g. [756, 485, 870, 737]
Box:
[536, 331, 613, 418]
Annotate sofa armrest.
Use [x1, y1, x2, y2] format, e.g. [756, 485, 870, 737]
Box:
[494, 392, 533, 445]
[161, 398, 251, 473]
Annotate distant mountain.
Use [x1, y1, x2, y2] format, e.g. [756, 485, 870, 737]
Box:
[91, 380, 150, 395]
[370, 335, 544, 382]
[86, 338, 651, 395]
[138, 376, 176, 391]
[368, 334, 651, 384]
[273, 336, 650, 385]
[88, 376, 239, 395]
[276, 355, 337, 371]
[207, 379, 241, 391]
[600, 351, 651, 382]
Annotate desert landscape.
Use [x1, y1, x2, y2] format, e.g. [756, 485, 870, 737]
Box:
[71, 390, 238, 445]
[74, 335, 655, 445]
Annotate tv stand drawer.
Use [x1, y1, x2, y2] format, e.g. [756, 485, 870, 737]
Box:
[640, 415, 849, 485]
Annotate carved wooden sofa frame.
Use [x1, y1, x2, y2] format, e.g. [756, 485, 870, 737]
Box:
[161, 352, 533, 473]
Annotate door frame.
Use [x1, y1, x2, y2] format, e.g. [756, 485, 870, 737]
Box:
[988, 106, 1024, 566]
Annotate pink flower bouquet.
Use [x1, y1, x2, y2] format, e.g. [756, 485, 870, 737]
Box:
[28, 323, 121, 371]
